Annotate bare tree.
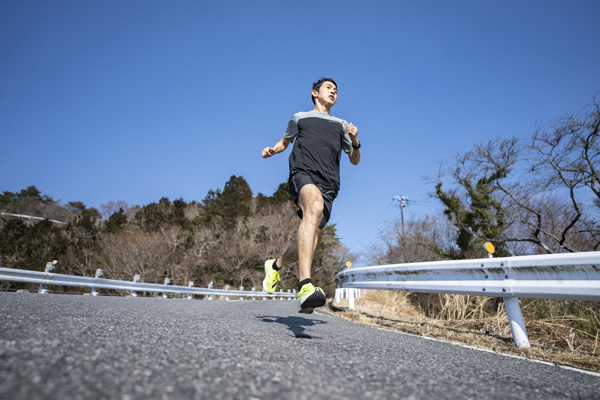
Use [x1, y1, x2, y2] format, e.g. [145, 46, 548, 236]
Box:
[446, 97, 599, 253]
[529, 97, 600, 250]
[100, 200, 129, 220]
[95, 227, 171, 284]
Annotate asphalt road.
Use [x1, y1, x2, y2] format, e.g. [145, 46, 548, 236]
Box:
[1, 292, 599, 399]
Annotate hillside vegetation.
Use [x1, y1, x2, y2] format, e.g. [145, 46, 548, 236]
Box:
[0, 178, 347, 295]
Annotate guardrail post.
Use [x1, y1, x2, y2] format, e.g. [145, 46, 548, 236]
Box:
[335, 288, 342, 304]
[239, 286, 244, 300]
[130, 274, 141, 297]
[224, 285, 230, 301]
[208, 282, 213, 300]
[187, 281, 194, 300]
[162, 278, 171, 299]
[504, 297, 530, 348]
[251, 286, 256, 300]
[38, 261, 57, 294]
[88, 269, 103, 296]
[348, 288, 355, 309]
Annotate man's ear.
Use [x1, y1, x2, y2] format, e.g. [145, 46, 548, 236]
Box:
[311, 89, 319, 101]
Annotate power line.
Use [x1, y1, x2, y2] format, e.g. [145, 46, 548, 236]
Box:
[345, 199, 399, 252]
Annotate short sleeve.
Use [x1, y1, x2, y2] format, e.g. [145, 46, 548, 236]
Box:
[340, 120, 353, 153]
[283, 114, 300, 142]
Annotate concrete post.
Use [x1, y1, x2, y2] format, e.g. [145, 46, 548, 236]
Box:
[162, 278, 170, 299]
[38, 261, 57, 294]
[348, 288, 355, 309]
[187, 281, 194, 300]
[89, 269, 103, 296]
[130, 274, 141, 297]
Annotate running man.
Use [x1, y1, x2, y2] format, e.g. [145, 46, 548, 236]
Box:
[261, 77, 361, 313]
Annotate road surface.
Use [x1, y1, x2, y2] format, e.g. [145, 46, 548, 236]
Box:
[1, 292, 599, 399]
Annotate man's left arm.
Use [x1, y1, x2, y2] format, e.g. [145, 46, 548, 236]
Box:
[346, 123, 361, 165]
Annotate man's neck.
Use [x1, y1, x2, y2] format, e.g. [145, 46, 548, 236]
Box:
[312, 102, 331, 114]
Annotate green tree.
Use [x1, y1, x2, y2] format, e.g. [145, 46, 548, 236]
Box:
[203, 176, 253, 228]
[134, 197, 174, 231]
[21, 220, 68, 269]
[0, 185, 55, 207]
[0, 219, 27, 267]
[435, 169, 511, 259]
[103, 208, 128, 233]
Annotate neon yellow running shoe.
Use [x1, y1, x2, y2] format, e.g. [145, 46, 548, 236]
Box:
[262, 259, 280, 294]
[298, 282, 326, 314]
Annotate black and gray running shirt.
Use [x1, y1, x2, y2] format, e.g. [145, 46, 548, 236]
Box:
[284, 111, 354, 192]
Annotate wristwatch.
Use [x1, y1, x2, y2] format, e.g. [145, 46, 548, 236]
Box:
[352, 141, 361, 150]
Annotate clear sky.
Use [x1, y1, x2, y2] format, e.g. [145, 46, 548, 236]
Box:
[1, 0, 599, 262]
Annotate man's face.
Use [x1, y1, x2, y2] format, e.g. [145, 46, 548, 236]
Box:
[313, 81, 338, 107]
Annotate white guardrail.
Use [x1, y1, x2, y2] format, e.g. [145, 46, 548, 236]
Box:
[335, 251, 600, 348]
[0, 262, 297, 300]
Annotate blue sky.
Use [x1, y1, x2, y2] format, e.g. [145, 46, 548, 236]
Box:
[1, 0, 599, 260]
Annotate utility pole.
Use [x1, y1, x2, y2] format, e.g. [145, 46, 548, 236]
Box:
[393, 196, 409, 263]
[393, 196, 409, 237]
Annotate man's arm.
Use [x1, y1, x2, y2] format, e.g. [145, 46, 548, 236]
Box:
[346, 123, 361, 165]
[262, 137, 291, 158]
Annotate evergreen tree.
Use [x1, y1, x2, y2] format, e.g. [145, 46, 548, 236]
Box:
[104, 208, 128, 233]
[203, 175, 253, 228]
[134, 197, 173, 231]
[435, 170, 511, 258]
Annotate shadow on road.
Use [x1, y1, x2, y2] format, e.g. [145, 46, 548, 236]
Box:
[257, 315, 327, 339]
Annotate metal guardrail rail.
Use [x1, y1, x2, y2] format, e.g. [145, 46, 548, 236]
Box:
[335, 251, 600, 348]
[0, 262, 297, 300]
[0, 212, 66, 225]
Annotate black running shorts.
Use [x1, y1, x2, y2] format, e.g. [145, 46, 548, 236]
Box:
[288, 171, 337, 230]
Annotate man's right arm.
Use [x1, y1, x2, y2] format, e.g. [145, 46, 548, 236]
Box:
[262, 137, 290, 158]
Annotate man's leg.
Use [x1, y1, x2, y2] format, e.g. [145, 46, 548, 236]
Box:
[276, 229, 323, 269]
[296, 184, 324, 281]
[263, 225, 321, 295]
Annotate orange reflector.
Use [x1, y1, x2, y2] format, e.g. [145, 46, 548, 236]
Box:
[484, 242, 495, 254]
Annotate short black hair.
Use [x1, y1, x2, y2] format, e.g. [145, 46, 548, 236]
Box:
[311, 77, 337, 104]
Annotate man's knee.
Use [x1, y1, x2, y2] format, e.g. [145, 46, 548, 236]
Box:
[298, 185, 324, 223]
[304, 200, 324, 221]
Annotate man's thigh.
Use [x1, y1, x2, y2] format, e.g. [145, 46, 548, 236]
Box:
[297, 184, 324, 214]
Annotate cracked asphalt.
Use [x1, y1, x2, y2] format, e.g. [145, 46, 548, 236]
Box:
[1, 292, 599, 399]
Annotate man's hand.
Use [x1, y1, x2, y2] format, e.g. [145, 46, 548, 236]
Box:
[346, 123, 361, 166]
[346, 123, 359, 140]
[262, 147, 276, 158]
[262, 138, 290, 159]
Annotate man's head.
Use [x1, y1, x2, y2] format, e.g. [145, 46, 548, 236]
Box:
[311, 77, 338, 106]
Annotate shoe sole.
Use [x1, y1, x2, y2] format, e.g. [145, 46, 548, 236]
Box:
[298, 289, 326, 314]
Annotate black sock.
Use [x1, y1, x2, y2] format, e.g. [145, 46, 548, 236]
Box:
[272, 259, 280, 271]
[298, 278, 312, 292]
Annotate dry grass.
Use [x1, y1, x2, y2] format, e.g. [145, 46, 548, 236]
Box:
[325, 290, 600, 373]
